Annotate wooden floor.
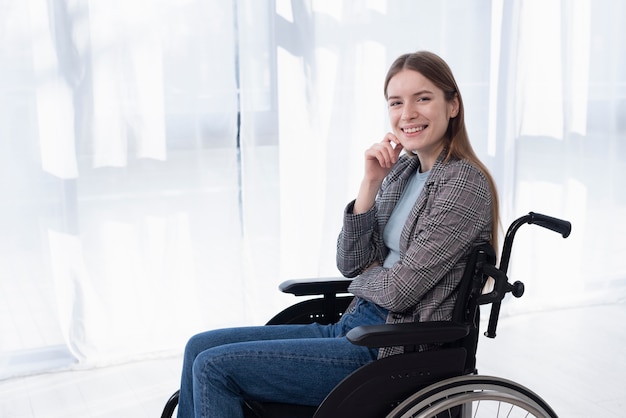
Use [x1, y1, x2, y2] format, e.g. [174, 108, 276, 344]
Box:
[0, 302, 623, 417]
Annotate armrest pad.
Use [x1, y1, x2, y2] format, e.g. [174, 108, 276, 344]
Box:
[346, 321, 470, 348]
[279, 277, 353, 296]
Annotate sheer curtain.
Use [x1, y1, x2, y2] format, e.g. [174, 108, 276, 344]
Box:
[495, 0, 626, 313]
[0, 0, 624, 378]
[1, 0, 247, 375]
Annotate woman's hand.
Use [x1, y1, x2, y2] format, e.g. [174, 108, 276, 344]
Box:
[363, 133, 404, 183]
[353, 133, 403, 214]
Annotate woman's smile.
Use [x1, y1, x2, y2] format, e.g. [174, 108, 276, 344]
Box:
[402, 125, 427, 135]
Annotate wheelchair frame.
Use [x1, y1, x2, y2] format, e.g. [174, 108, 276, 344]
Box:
[161, 212, 571, 418]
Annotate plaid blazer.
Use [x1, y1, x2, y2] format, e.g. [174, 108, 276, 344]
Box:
[337, 151, 493, 357]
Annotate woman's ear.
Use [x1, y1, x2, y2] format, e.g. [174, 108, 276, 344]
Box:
[450, 95, 460, 118]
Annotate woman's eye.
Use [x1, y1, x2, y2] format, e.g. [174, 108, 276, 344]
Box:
[417, 97, 431, 102]
[389, 101, 402, 107]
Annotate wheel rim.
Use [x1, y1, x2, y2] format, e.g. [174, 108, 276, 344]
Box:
[387, 376, 557, 418]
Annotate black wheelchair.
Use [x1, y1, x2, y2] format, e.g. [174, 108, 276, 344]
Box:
[161, 212, 571, 418]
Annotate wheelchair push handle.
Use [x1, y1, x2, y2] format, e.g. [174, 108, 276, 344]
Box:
[527, 212, 571, 238]
[499, 212, 571, 276]
[483, 212, 572, 339]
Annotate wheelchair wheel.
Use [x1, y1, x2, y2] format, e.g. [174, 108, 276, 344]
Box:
[386, 375, 558, 418]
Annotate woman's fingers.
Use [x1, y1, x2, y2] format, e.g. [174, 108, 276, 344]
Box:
[386, 133, 403, 160]
[366, 134, 403, 168]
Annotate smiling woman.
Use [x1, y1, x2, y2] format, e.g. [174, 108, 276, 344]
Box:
[172, 50, 500, 417]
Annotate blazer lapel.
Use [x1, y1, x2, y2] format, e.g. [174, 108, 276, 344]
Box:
[399, 152, 448, 254]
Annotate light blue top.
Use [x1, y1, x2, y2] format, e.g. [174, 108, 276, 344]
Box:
[382, 169, 430, 268]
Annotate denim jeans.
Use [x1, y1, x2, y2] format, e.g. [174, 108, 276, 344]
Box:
[177, 298, 388, 418]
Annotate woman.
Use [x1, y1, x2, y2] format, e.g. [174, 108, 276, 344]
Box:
[176, 50, 499, 417]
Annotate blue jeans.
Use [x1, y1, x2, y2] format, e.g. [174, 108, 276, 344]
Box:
[177, 298, 388, 418]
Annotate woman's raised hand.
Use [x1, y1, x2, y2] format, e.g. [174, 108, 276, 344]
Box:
[363, 133, 403, 183]
[353, 133, 403, 214]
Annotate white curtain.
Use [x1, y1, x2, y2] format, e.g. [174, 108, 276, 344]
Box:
[0, 0, 624, 378]
[496, 0, 626, 313]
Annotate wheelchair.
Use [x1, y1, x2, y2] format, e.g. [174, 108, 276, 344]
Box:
[161, 212, 571, 418]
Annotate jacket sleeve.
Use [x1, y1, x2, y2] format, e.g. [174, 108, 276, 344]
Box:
[347, 162, 492, 313]
[335, 200, 386, 278]
[336, 156, 414, 278]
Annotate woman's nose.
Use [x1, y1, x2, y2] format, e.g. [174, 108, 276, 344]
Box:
[402, 103, 418, 120]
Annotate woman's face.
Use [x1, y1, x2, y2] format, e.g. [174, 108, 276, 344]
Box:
[386, 69, 459, 166]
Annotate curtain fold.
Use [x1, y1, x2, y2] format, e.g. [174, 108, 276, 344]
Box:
[0, 0, 624, 378]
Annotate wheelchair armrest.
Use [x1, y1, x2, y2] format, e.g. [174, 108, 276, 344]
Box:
[279, 277, 353, 296]
[346, 321, 470, 348]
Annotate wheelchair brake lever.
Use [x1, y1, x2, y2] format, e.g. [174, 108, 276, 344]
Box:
[478, 264, 525, 338]
[476, 264, 508, 305]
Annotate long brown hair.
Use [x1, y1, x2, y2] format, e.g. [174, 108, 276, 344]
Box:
[384, 51, 500, 250]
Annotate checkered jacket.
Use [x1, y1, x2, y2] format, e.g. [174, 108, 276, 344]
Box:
[337, 151, 493, 358]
